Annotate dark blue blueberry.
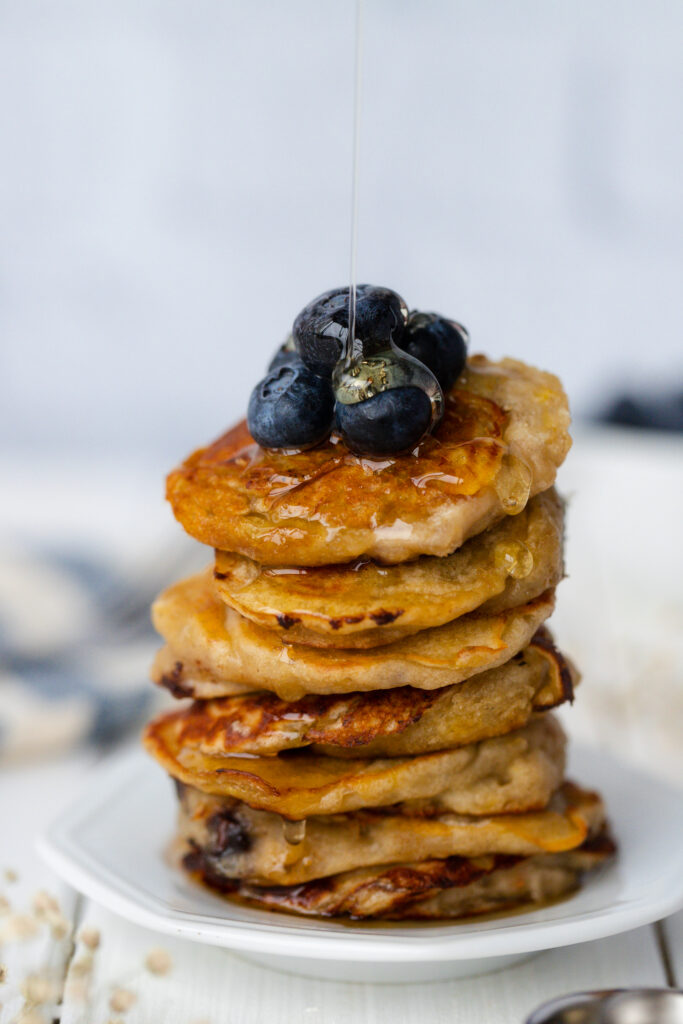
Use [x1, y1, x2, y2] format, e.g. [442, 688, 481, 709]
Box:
[400, 313, 468, 392]
[268, 340, 301, 373]
[293, 285, 408, 377]
[247, 363, 334, 450]
[335, 387, 433, 456]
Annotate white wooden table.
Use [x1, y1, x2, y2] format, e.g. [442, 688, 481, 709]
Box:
[1, 430, 682, 1022]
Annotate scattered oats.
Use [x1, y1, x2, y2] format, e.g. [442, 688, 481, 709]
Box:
[21, 972, 59, 1005]
[107, 1019, 126, 1024]
[50, 914, 70, 940]
[4, 868, 18, 883]
[32, 890, 60, 918]
[64, 974, 90, 1004]
[15, 1008, 46, 1024]
[69, 953, 94, 978]
[0, 913, 39, 942]
[79, 925, 101, 950]
[144, 947, 172, 975]
[109, 987, 137, 1013]
[32, 890, 70, 940]
[0, 894, 12, 915]
[65, 953, 94, 1003]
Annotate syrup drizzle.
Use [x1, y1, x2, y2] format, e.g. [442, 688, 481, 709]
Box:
[282, 819, 307, 846]
[348, 0, 364, 356]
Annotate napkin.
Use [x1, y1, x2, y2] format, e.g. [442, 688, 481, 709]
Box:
[0, 542, 198, 764]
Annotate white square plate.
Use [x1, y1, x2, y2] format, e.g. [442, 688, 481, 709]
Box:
[38, 744, 683, 983]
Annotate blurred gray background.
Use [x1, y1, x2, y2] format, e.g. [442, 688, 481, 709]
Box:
[1, 0, 682, 773]
[2, 0, 683, 462]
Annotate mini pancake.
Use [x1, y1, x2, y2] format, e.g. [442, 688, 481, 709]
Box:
[151, 571, 555, 700]
[166, 357, 571, 565]
[213, 488, 564, 649]
[223, 835, 616, 919]
[145, 715, 566, 820]
[163, 631, 575, 758]
[175, 779, 604, 887]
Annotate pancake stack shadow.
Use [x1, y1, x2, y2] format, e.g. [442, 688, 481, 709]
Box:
[144, 357, 616, 920]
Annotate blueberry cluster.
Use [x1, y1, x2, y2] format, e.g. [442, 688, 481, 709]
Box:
[247, 285, 468, 457]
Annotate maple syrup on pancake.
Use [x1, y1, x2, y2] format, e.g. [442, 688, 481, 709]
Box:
[181, 866, 579, 928]
[207, 390, 510, 533]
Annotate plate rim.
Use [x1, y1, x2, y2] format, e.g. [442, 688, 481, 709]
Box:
[37, 745, 683, 963]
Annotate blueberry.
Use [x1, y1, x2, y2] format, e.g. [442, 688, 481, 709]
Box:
[268, 339, 301, 373]
[293, 285, 408, 376]
[335, 387, 433, 456]
[400, 313, 468, 392]
[247, 363, 335, 450]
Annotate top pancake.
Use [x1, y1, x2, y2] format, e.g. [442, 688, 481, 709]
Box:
[166, 357, 571, 565]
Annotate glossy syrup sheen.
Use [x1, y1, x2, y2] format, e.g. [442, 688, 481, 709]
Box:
[210, 490, 563, 649]
[166, 356, 571, 563]
[184, 870, 578, 927]
[314, 888, 578, 928]
[171, 388, 506, 533]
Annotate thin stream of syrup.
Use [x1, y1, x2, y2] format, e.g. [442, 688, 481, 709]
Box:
[348, 0, 364, 356]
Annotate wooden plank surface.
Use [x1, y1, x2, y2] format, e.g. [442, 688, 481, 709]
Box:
[58, 905, 668, 1024]
[0, 753, 94, 1024]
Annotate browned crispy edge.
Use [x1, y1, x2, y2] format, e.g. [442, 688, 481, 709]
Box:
[181, 828, 617, 920]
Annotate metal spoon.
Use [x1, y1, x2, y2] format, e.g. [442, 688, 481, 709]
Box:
[601, 990, 683, 1024]
[526, 989, 619, 1024]
[527, 989, 683, 1024]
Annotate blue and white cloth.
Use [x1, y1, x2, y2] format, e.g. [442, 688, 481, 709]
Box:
[0, 543, 199, 763]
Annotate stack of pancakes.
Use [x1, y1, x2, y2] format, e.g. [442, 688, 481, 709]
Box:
[144, 356, 615, 920]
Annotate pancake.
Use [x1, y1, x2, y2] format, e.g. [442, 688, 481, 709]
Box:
[161, 632, 575, 758]
[151, 572, 555, 700]
[175, 779, 603, 887]
[146, 715, 565, 820]
[213, 488, 564, 649]
[166, 357, 571, 565]
[221, 834, 616, 919]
